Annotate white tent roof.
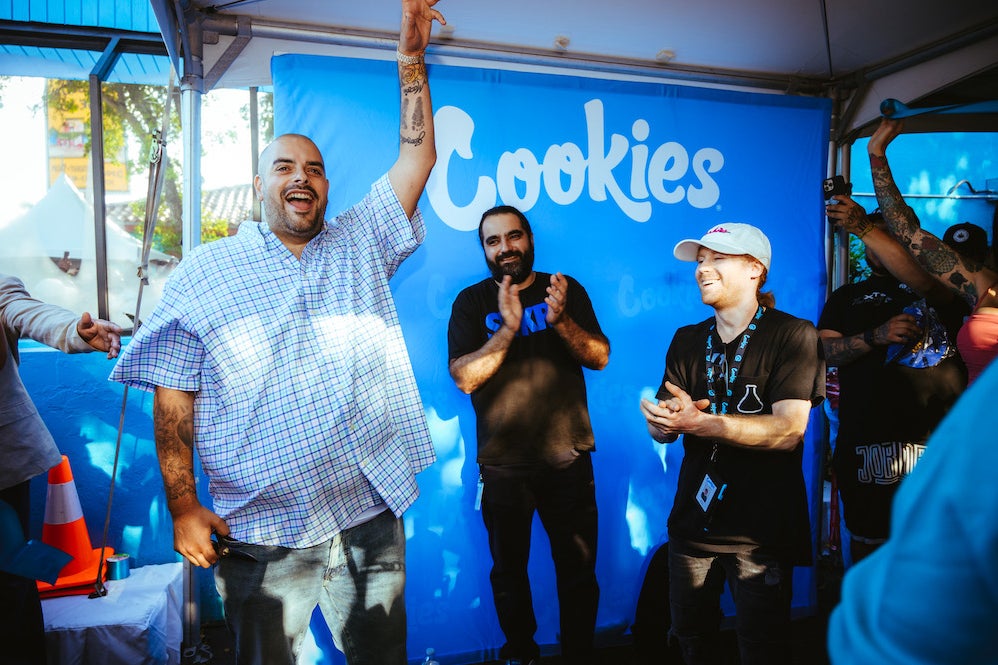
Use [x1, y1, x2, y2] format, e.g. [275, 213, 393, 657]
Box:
[0, 174, 175, 264]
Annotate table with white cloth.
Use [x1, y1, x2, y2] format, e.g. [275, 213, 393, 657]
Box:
[42, 562, 184, 665]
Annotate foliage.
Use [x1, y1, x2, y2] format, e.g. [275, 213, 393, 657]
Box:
[240, 92, 274, 145]
[127, 194, 234, 258]
[46, 79, 271, 257]
[848, 234, 872, 283]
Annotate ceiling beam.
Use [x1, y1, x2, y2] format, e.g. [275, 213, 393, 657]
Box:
[0, 19, 167, 56]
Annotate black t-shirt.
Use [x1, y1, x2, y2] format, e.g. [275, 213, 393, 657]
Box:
[818, 274, 968, 447]
[818, 274, 967, 539]
[659, 308, 825, 564]
[448, 272, 605, 466]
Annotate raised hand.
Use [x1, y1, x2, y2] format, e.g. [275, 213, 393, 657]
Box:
[825, 194, 873, 237]
[399, 0, 446, 55]
[545, 272, 569, 325]
[868, 118, 904, 157]
[497, 275, 523, 334]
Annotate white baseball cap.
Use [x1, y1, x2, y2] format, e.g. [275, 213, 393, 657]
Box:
[673, 223, 772, 270]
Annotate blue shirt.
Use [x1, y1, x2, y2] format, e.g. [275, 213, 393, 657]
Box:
[827, 358, 998, 663]
[110, 175, 436, 548]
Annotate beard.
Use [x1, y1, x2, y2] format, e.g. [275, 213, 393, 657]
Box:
[262, 186, 326, 241]
[487, 245, 535, 284]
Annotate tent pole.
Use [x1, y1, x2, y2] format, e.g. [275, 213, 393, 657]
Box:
[250, 86, 261, 222]
[179, 15, 206, 663]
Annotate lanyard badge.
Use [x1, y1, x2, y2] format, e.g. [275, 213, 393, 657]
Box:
[696, 306, 764, 530]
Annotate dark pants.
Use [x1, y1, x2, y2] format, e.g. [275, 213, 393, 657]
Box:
[0, 481, 47, 665]
[481, 452, 599, 665]
[669, 542, 793, 665]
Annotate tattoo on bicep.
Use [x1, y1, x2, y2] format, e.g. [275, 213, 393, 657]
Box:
[947, 272, 979, 305]
[922, 248, 959, 276]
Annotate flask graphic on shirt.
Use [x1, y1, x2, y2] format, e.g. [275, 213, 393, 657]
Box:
[737, 384, 763, 413]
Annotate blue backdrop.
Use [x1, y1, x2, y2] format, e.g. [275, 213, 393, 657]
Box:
[271, 54, 831, 662]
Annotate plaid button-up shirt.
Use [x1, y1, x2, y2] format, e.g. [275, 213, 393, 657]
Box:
[111, 175, 435, 547]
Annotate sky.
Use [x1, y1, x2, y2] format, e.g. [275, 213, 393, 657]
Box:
[0, 76, 258, 226]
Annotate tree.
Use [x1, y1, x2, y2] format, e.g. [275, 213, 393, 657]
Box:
[46, 79, 272, 257]
[848, 234, 872, 283]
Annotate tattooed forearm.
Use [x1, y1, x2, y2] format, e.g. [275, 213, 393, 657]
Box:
[400, 131, 426, 147]
[411, 96, 425, 130]
[400, 96, 426, 146]
[153, 389, 197, 507]
[400, 61, 426, 92]
[399, 62, 427, 147]
[870, 164, 918, 243]
[822, 335, 870, 366]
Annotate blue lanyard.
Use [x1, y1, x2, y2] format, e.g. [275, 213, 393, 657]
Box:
[705, 306, 764, 415]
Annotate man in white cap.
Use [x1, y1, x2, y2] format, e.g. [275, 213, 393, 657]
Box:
[639, 222, 824, 665]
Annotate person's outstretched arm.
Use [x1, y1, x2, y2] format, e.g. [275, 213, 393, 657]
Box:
[826, 195, 954, 306]
[387, 0, 446, 219]
[868, 118, 989, 306]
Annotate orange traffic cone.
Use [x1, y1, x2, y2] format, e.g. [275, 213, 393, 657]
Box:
[36, 455, 113, 598]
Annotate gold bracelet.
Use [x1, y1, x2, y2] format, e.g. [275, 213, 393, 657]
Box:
[396, 49, 424, 65]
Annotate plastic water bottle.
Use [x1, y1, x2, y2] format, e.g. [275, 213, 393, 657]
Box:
[423, 647, 440, 665]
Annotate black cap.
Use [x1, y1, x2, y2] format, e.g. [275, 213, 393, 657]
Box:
[943, 222, 989, 264]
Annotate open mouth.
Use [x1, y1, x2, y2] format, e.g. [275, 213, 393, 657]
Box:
[285, 189, 315, 212]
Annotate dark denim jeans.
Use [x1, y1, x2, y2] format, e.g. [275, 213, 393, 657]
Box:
[213, 510, 406, 665]
[668, 542, 793, 665]
[0, 481, 46, 665]
[481, 452, 599, 665]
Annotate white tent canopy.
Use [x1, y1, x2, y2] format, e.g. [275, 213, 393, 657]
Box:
[0, 174, 175, 318]
[0, 174, 174, 264]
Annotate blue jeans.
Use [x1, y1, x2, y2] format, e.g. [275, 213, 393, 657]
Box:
[668, 541, 793, 665]
[214, 510, 406, 665]
[481, 452, 599, 665]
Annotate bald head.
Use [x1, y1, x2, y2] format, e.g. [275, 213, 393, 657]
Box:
[254, 133, 329, 252]
[258, 134, 324, 177]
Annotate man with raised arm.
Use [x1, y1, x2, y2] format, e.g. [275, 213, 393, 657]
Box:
[821, 202, 967, 563]
[110, 2, 446, 663]
[867, 117, 998, 384]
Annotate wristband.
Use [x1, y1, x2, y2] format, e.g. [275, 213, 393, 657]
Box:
[863, 329, 876, 346]
[396, 49, 424, 65]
